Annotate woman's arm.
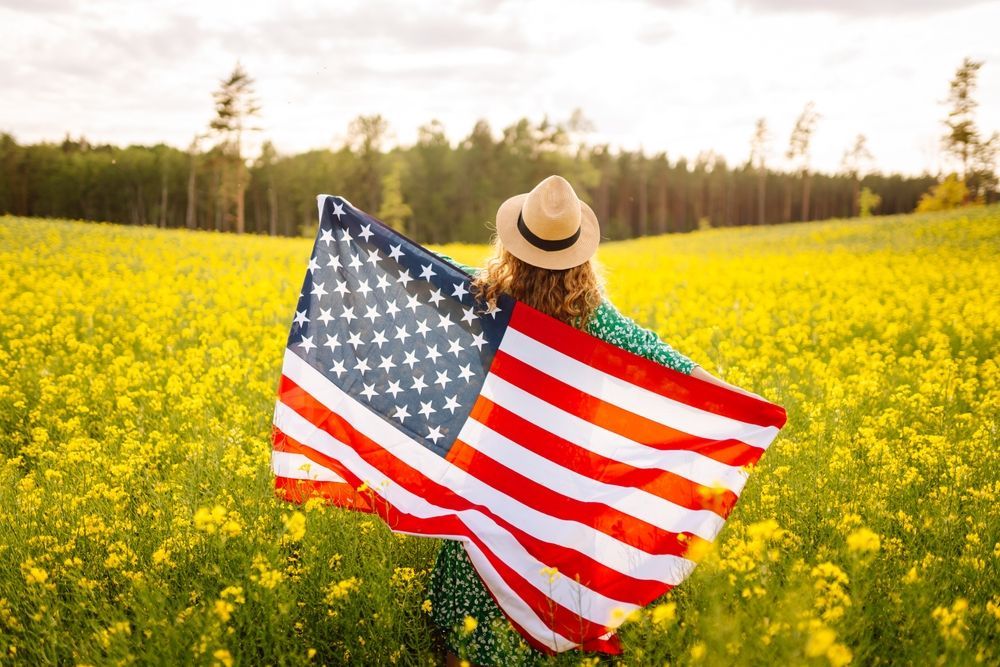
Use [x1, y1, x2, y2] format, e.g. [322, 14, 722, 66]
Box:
[690, 365, 764, 399]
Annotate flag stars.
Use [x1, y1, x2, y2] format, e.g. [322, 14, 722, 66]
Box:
[397, 269, 414, 287]
[310, 282, 328, 298]
[364, 305, 380, 323]
[415, 319, 431, 337]
[393, 404, 411, 421]
[452, 282, 469, 300]
[326, 254, 342, 270]
[334, 279, 350, 296]
[330, 360, 346, 377]
[485, 303, 502, 318]
[428, 289, 445, 306]
[341, 305, 357, 323]
[320, 228, 335, 246]
[447, 338, 464, 357]
[360, 383, 377, 400]
[389, 244, 404, 261]
[359, 224, 374, 242]
[353, 357, 371, 373]
[323, 334, 340, 352]
[318, 308, 335, 325]
[434, 370, 451, 388]
[461, 307, 477, 325]
[385, 300, 400, 317]
[458, 364, 475, 381]
[438, 314, 455, 332]
[443, 395, 461, 414]
[347, 331, 364, 349]
[357, 279, 372, 297]
[376, 274, 392, 292]
[293, 309, 309, 326]
[394, 325, 410, 344]
[405, 294, 421, 312]
[427, 425, 444, 444]
[349, 254, 363, 270]
[386, 380, 404, 398]
[378, 355, 396, 372]
[410, 374, 427, 393]
[296, 335, 316, 353]
[425, 345, 442, 362]
[332, 202, 346, 218]
[403, 351, 420, 369]
[372, 329, 389, 348]
[420, 263, 436, 281]
[308, 256, 320, 272]
[366, 249, 382, 266]
[418, 400, 436, 419]
[470, 332, 487, 350]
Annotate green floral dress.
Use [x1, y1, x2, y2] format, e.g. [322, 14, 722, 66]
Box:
[426, 254, 698, 666]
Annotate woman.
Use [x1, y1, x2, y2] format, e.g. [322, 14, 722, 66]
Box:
[426, 175, 756, 666]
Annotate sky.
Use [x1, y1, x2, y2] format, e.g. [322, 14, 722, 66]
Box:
[2, 0, 999, 176]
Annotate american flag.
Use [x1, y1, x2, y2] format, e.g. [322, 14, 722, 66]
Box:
[271, 195, 787, 654]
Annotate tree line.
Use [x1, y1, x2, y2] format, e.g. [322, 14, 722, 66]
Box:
[0, 60, 994, 243]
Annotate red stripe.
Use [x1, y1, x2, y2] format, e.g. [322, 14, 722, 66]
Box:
[446, 437, 697, 557]
[490, 349, 764, 470]
[275, 375, 672, 607]
[469, 395, 739, 520]
[272, 422, 634, 651]
[507, 302, 787, 429]
[272, 428, 375, 512]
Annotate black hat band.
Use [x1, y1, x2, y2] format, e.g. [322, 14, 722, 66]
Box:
[517, 210, 581, 252]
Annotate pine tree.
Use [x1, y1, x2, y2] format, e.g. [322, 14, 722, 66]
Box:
[209, 62, 261, 234]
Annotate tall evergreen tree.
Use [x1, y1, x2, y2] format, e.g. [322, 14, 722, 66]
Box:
[209, 62, 261, 234]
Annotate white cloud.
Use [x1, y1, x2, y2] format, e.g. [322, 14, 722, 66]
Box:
[1, 0, 998, 175]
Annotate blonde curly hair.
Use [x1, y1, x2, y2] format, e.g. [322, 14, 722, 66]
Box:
[471, 237, 605, 330]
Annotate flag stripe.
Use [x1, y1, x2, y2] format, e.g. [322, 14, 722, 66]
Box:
[480, 373, 751, 494]
[455, 418, 725, 543]
[468, 396, 739, 519]
[271, 404, 658, 636]
[278, 349, 698, 587]
[501, 325, 781, 449]
[508, 304, 787, 429]
[271, 450, 347, 483]
[490, 349, 764, 469]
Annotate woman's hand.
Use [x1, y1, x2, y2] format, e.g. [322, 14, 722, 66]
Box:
[690, 365, 765, 400]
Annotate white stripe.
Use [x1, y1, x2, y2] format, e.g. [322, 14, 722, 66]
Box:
[272, 398, 598, 649]
[271, 450, 346, 483]
[501, 326, 780, 449]
[458, 418, 726, 541]
[481, 374, 751, 494]
[279, 348, 696, 585]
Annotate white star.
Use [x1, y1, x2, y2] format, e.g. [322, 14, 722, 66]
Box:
[485, 303, 502, 317]
[426, 425, 444, 444]
[359, 224, 374, 242]
[405, 294, 421, 312]
[434, 370, 451, 388]
[310, 282, 328, 298]
[415, 320, 431, 337]
[360, 382, 377, 400]
[461, 307, 477, 325]
[428, 289, 444, 306]
[293, 309, 309, 326]
[378, 355, 396, 372]
[376, 274, 392, 292]
[320, 228, 335, 246]
[323, 334, 341, 352]
[419, 263, 436, 281]
[296, 335, 316, 353]
[470, 332, 487, 350]
[443, 395, 461, 414]
[397, 269, 413, 287]
[385, 300, 400, 317]
[438, 314, 454, 332]
[393, 404, 411, 421]
[347, 331, 364, 348]
[353, 357, 370, 373]
[318, 308, 335, 325]
[330, 359, 346, 377]
[372, 330, 389, 348]
[389, 245, 404, 261]
[447, 338, 464, 357]
[386, 380, 404, 398]
[403, 351, 420, 369]
[332, 202, 346, 218]
[326, 254, 342, 270]
[334, 279, 350, 296]
[340, 228, 353, 243]
[418, 400, 436, 418]
[425, 345, 442, 362]
[452, 282, 469, 300]
[458, 364, 475, 381]
[410, 375, 427, 393]
[357, 279, 372, 297]
[348, 254, 362, 271]
[366, 249, 381, 266]
[394, 325, 410, 344]
[341, 305, 357, 323]
[308, 256, 320, 272]
[364, 305, 380, 323]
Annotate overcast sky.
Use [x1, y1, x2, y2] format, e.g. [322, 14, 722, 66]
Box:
[2, 0, 999, 175]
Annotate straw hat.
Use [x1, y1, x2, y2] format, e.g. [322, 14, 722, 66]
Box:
[495, 175, 600, 270]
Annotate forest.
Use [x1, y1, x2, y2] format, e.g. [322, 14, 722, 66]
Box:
[0, 60, 994, 243]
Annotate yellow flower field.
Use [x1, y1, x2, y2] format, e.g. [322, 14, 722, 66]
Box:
[1, 206, 998, 665]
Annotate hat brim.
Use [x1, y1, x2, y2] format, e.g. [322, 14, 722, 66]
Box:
[495, 193, 600, 270]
